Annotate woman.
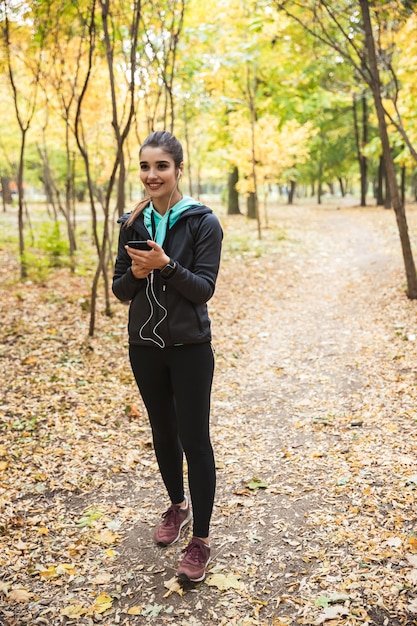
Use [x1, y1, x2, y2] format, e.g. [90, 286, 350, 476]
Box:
[112, 131, 223, 583]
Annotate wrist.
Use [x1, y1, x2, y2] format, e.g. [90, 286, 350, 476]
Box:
[159, 254, 170, 270]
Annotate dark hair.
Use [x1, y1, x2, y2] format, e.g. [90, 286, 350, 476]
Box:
[125, 131, 183, 226]
[140, 131, 183, 168]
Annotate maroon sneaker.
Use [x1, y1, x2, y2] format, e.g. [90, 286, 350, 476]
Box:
[153, 496, 192, 546]
[177, 537, 211, 582]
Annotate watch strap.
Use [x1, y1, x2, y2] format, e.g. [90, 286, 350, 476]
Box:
[160, 258, 177, 279]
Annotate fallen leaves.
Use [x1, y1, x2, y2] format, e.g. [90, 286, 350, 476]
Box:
[8, 588, 30, 603]
[2, 204, 417, 625]
[60, 604, 87, 618]
[205, 572, 243, 591]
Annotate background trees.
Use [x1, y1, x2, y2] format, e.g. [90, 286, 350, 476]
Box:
[1, 0, 417, 316]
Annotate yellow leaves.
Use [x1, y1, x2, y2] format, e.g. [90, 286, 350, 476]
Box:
[22, 355, 37, 365]
[205, 572, 242, 591]
[39, 565, 57, 579]
[93, 529, 119, 546]
[163, 576, 185, 597]
[407, 536, 417, 553]
[61, 604, 87, 619]
[61, 593, 113, 619]
[105, 548, 116, 558]
[127, 605, 143, 615]
[38, 563, 77, 579]
[91, 592, 113, 614]
[0, 461, 8, 472]
[225, 111, 316, 188]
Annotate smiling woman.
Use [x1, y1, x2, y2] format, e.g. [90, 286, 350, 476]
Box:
[139, 146, 183, 215]
[139, 147, 183, 215]
[112, 130, 223, 584]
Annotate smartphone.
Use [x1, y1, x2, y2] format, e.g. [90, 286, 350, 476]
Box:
[127, 240, 152, 251]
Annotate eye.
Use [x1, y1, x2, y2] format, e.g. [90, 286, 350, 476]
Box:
[158, 163, 169, 170]
[140, 164, 149, 171]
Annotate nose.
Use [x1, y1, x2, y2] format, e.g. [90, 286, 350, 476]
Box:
[146, 167, 160, 179]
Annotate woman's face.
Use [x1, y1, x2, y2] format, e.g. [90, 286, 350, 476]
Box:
[139, 146, 182, 206]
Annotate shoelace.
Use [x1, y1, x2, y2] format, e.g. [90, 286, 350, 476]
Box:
[161, 505, 181, 527]
[182, 541, 207, 563]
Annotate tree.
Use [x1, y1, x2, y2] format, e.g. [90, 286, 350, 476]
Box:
[359, 0, 417, 295]
[353, 92, 369, 206]
[138, 0, 185, 132]
[228, 166, 240, 214]
[0, 0, 47, 277]
[38, 0, 97, 263]
[274, 0, 417, 298]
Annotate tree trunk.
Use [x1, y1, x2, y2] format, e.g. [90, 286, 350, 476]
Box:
[247, 62, 262, 238]
[247, 192, 256, 219]
[384, 170, 391, 209]
[227, 166, 240, 214]
[401, 164, 406, 208]
[17, 130, 27, 279]
[361, 93, 368, 205]
[1, 177, 13, 208]
[360, 0, 417, 298]
[353, 92, 367, 207]
[288, 180, 296, 205]
[376, 156, 384, 206]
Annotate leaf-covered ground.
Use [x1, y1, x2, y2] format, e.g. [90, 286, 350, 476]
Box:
[1, 200, 417, 626]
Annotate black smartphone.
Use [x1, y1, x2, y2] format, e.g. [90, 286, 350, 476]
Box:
[127, 240, 152, 251]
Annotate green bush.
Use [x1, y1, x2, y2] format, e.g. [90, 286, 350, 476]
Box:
[37, 221, 69, 268]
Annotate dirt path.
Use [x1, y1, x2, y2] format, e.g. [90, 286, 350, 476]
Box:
[2, 202, 417, 626]
[203, 203, 417, 625]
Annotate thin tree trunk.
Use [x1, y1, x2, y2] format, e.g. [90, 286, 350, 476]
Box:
[227, 167, 240, 214]
[401, 164, 406, 208]
[360, 0, 417, 298]
[17, 132, 27, 278]
[1, 177, 12, 208]
[247, 192, 256, 219]
[353, 93, 367, 206]
[288, 180, 296, 205]
[247, 63, 261, 238]
[376, 156, 384, 206]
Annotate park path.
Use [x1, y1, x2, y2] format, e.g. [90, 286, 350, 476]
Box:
[202, 202, 417, 625]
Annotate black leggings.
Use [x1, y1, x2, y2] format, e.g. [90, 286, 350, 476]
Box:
[129, 342, 216, 538]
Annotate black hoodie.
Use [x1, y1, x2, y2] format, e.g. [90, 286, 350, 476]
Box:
[112, 205, 223, 347]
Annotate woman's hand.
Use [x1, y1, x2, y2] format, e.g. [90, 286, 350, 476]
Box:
[125, 241, 170, 279]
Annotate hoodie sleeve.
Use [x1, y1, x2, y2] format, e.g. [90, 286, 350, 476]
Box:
[112, 221, 147, 302]
[168, 213, 223, 304]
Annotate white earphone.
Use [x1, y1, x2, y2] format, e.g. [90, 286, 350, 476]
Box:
[177, 170, 182, 179]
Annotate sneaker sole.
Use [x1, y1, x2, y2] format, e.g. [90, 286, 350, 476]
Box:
[155, 511, 192, 547]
